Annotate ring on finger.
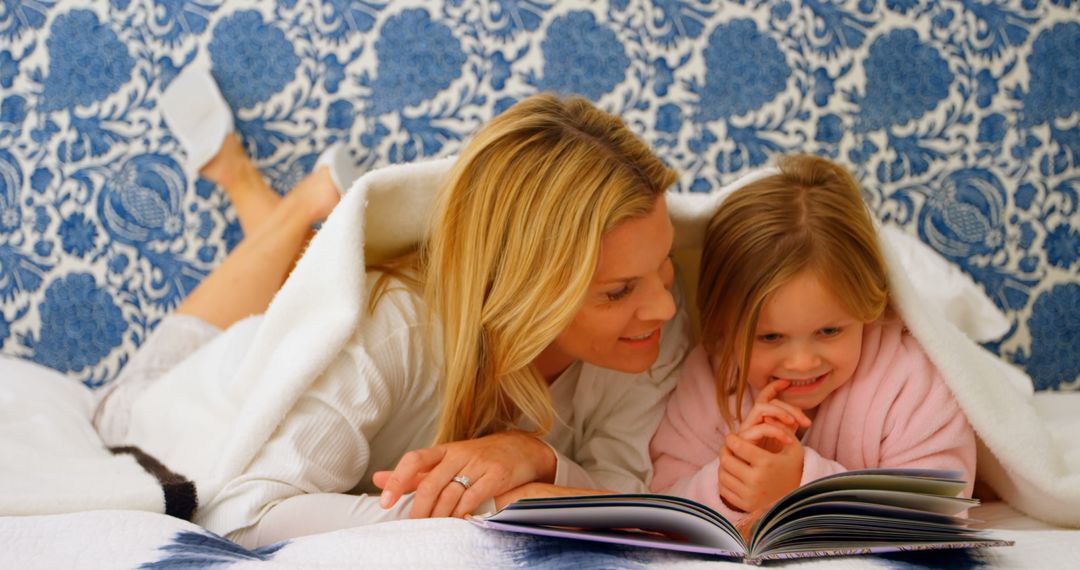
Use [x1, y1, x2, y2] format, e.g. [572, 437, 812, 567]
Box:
[451, 474, 473, 489]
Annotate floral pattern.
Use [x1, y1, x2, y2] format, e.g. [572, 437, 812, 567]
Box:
[0, 0, 1076, 390]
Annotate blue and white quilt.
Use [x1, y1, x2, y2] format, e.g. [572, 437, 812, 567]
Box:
[3, 510, 1080, 569]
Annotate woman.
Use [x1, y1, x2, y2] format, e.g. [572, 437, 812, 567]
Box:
[96, 92, 690, 547]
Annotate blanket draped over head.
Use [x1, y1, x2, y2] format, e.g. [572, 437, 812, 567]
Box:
[1, 159, 1077, 531]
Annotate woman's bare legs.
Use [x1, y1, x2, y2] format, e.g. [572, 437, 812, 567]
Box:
[176, 135, 340, 329]
[198, 133, 280, 235]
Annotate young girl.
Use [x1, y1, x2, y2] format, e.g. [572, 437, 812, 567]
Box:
[649, 154, 976, 522]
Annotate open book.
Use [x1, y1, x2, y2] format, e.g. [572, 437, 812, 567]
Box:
[469, 468, 1013, 564]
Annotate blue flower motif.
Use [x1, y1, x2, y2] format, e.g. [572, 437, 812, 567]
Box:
[919, 168, 1006, 260]
[139, 530, 286, 568]
[975, 69, 998, 108]
[30, 168, 52, 193]
[33, 206, 49, 233]
[655, 103, 681, 134]
[0, 244, 48, 301]
[484, 0, 547, 40]
[209, 10, 300, 109]
[368, 9, 466, 115]
[1021, 22, 1080, 126]
[977, 113, 1006, 145]
[698, 19, 790, 121]
[1025, 284, 1080, 390]
[1014, 182, 1036, 210]
[539, 11, 629, 101]
[1, 95, 27, 125]
[0, 310, 8, 347]
[812, 68, 835, 106]
[1018, 221, 1036, 249]
[326, 99, 354, 130]
[858, 0, 876, 14]
[1019, 255, 1038, 273]
[109, 254, 129, 274]
[0, 50, 17, 88]
[653, 57, 676, 97]
[815, 114, 844, 144]
[933, 8, 955, 29]
[197, 245, 217, 263]
[96, 155, 186, 247]
[771, 1, 792, 20]
[150, 0, 219, 44]
[0, 0, 52, 41]
[646, 0, 712, 46]
[59, 213, 97, 258]
[848, 138, 879, 165]
[0, 150, 23, 232]
[323, 53, 346, 93]
[886, 0, 918, 14]
[1045, 224, 1080, 269]
[490, 51, 512, 91]
[857, 29, 953, 132]
[313, 0, 380, 42]
[493, 96, 517, 117]
[40, 10, 134, 111]
[30, 273, 127, 373]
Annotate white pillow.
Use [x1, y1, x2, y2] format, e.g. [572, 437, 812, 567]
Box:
[880, 225, 1010, 343]
[0, 356, 164, 515]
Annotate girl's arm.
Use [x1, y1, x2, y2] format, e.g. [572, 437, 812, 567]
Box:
[649, 346, 748, 521]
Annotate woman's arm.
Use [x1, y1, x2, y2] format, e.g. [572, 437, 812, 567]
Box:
[376, 292, 693, 518]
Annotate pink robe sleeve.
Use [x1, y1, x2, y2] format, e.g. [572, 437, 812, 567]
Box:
[801, 328, 976, 497]
[649, 346, 747, 522]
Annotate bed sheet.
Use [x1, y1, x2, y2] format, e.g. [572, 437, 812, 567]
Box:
[2, 508, 1078, 569]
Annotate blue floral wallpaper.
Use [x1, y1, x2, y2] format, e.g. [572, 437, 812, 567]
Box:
[0, 0, 1077, 390]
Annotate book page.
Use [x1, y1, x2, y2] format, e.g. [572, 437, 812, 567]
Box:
[484, 496, 745, 553]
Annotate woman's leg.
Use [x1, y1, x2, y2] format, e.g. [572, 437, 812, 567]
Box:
[175, 139, 340, 329]
[198, 133, 280, 235]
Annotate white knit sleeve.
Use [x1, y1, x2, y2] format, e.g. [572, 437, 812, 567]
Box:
[201, 284, 431, 540]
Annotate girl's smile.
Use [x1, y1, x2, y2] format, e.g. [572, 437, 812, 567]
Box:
[747, 269, 865, 411]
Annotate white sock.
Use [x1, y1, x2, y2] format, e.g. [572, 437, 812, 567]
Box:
[160, 67, 234, 173]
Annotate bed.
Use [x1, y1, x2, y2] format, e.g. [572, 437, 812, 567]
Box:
[1, 0, 1078, 567]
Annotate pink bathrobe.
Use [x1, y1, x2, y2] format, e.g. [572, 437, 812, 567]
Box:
[649, 321, 975, 522]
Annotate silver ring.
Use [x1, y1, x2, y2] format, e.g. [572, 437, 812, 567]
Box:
[451, 474, 472, 489]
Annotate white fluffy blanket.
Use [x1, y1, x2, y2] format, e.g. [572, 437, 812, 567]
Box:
[1, 159, 1077, 533]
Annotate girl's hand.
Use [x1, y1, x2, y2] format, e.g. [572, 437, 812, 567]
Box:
[717, 423, 804, 514]
[740, 380, 812, 442]
[372, 430, 557, 519]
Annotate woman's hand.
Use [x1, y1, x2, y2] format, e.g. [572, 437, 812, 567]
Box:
[372, 430, 557, 519]
[717, 423, 804, 514]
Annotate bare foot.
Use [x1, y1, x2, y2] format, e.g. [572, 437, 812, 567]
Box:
[198, 133, 281, 235]
[198, 133, 255, 187]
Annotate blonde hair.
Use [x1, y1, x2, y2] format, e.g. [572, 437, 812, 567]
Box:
[697, 154, 888, 428]
[421, 94, 676, 444]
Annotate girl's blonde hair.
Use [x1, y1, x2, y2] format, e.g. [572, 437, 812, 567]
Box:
[698, 154, 888, 428]
[424, 94, 677, 444]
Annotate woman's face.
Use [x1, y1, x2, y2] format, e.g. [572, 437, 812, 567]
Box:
[535, 197, 676, 380]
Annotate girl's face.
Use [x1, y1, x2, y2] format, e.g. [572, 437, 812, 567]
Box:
[745, 269, 865, 411]
[535, 197, 676, 380]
